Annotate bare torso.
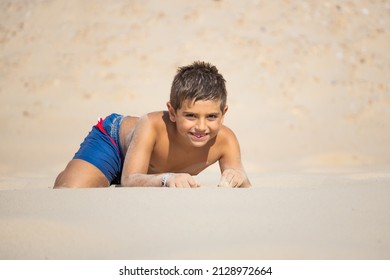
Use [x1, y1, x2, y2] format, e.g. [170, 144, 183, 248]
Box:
[119, 112, 223, 175]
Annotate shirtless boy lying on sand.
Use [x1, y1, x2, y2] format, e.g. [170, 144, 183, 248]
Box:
[54, 61, 251, 188]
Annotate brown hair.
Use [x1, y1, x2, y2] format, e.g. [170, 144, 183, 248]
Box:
[170, 61, 227, 111]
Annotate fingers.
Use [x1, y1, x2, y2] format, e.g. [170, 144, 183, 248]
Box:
[218, 169, 244, 188]
[167, 173, 200, 188]
[218, 174, 231, 188]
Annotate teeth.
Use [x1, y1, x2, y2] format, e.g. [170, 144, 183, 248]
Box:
[192, 133, 206, 138]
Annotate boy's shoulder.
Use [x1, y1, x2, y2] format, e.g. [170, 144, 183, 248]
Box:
[142, 110, 165, 119]
[216, 125, 239, 146]
[138, 111, 166, 125]
[138, 111, 170, 134]
[145, 111, 170, 127]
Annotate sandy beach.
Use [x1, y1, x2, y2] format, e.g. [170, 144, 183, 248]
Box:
[1, 0, 390, 259]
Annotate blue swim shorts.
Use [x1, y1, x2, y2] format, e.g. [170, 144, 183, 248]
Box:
[73, 113, 125, 185]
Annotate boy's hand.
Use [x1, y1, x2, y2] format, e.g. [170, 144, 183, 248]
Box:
[218, 169, 247, 188]
[166, 173, 200, 188]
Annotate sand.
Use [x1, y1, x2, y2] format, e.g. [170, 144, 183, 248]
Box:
[1, 0, 390, 259]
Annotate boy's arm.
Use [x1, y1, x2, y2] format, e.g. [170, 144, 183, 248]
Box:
[120, 114, 199, 188]
[218, 128, 251, 188]
[120, 114, 161, 187]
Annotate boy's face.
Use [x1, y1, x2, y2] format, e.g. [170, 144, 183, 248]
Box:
[167, 99, 228, 148]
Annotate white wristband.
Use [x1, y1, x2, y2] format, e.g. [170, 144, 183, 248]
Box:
[161, 173, 171, 187]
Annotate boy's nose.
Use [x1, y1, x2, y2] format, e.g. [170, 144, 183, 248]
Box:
[195, 119, 207, 131]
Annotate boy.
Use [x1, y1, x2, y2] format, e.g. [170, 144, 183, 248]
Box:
[54, 61, 251, 188]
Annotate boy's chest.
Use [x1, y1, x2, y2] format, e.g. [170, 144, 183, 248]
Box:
[148, 144, 220, 175]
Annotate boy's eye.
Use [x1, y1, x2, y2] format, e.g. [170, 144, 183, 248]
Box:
[184, 113, 196, 119]
[207, 114, 218, 120]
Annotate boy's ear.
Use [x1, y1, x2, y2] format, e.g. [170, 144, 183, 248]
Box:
[222, 105, 228, 115]
[166, 102, 176, 122]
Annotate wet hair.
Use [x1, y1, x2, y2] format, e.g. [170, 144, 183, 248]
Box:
[170, 61, 227, 111]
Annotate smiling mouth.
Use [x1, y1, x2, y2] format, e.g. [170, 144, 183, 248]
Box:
[190, 132, 209, 140]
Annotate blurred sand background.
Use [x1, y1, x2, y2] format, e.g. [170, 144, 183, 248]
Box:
[0, 0, 389, 259]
